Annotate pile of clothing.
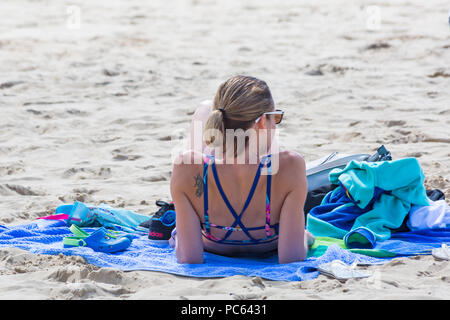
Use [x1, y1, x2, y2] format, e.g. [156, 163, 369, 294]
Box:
[306, 156, 449, 251]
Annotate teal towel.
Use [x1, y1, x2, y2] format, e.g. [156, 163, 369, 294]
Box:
[56, 201, 150, 234]
[309, 158, 430, 242]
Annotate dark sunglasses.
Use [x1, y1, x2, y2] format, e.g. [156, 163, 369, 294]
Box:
[254, 109, 284, 124]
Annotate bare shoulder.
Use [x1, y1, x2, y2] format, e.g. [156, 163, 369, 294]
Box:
[278, 151, 306, 170]
[275, 151, 306, 184]
[171, 150, 204, 189]
[278, 150, 305, 166]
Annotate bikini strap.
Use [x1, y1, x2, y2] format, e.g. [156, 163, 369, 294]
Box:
[202, 154, 214, 236]
[262, 155, 272, 237]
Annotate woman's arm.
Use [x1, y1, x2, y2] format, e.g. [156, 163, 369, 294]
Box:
[277, 153, 309, 264]
[188, 100, 212, 153]
[170, 154, 204, 264]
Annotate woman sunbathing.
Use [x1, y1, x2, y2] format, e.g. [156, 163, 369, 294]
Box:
[170, 75, 313, 264]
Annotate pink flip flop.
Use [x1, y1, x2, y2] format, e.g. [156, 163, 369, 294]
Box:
[37, 213, 69, 221]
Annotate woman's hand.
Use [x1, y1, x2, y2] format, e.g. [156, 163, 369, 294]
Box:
[305, 230, 315, 248]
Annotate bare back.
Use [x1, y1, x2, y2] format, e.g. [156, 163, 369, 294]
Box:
[171, 150, 308, 259]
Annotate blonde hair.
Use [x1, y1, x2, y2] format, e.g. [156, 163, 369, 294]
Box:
[203, 75, 274, 155]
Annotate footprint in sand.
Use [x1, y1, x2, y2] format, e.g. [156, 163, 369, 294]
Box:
[112, 154, 142, 161]
[427, 70, 450, 78]
[87, 268, 125, 285]
[0, 81, 25, 89]
[0, 162, 25, 176]
[140, 174, 167, 182]
[62, 167, 112, 179]
[363, 42, 391, 51]
[384, 120, 406, 127]
[0, 184, 45, 196]
[47, 265, 91, 283]
[111, 147, 143, 161]
[58, 191, 94, 204]
[425, 175, 449, 190]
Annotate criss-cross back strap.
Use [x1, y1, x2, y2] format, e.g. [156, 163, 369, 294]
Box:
[203, 154, 272, 242]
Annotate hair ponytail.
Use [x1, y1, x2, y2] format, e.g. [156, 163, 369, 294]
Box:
[204, 109, 225, 148]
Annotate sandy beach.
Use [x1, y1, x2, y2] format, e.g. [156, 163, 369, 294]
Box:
[0, 0, 449, 299]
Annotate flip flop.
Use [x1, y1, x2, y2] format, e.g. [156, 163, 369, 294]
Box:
[432, 244, 450, 261]
[36, 213, 70, 221]
[344, 227, 377, 249]
[69, 224, 134, 241]
[317, 260, 373, 281]
[63, 227, 132, 253]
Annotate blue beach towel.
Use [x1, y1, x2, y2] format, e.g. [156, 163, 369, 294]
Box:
[1, 219, 449, 281]
[0, 219, 389, 281]
[382, 228, 450, 255]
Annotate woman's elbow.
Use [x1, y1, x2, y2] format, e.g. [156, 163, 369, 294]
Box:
[177, 255, 203, 264]
[176, 248, 204, 264]
[278, 248, 308, 264]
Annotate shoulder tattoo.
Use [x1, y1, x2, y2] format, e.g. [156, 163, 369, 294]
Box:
[194, 173, 204, 198]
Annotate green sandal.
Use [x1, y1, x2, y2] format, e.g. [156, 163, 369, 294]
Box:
[63, 225, 132, 253]
[69, 224, 133, 241]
